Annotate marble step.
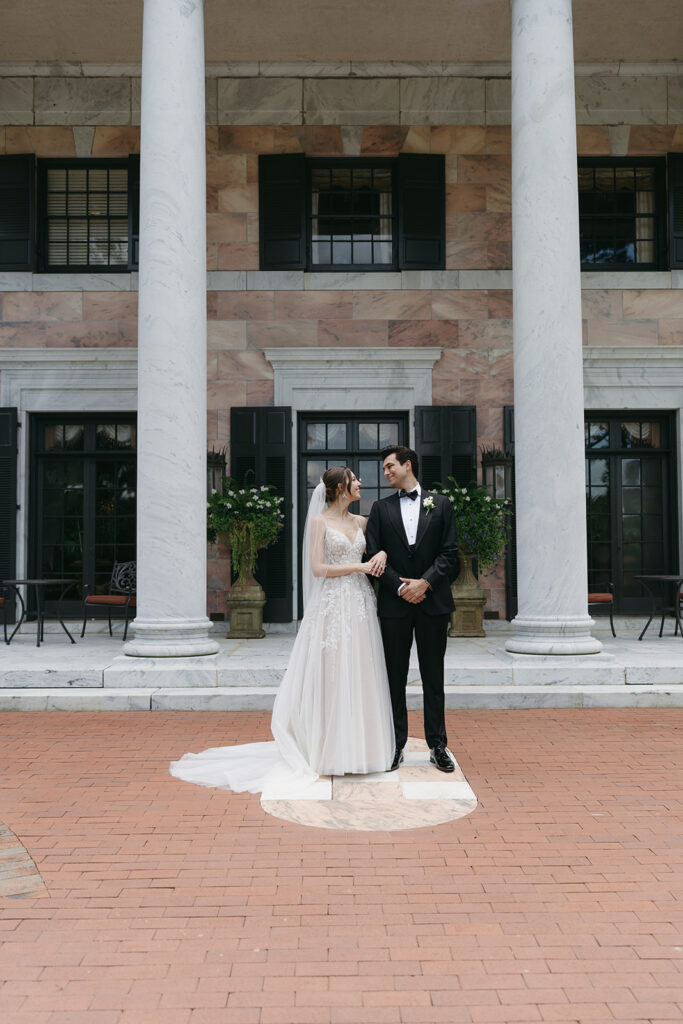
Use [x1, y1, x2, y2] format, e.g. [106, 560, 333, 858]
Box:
[2, 684, 683, 712]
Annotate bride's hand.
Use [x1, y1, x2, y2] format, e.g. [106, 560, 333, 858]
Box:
[365, 553, 387, 577]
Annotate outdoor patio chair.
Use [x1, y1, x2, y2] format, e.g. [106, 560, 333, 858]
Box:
[588, 582, 616, 637]
[81, 561, 137, 641]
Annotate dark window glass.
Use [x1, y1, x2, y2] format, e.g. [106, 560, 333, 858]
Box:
[621, 421, 661, 449]
[585, 422, 609, 449]
[310, 162, 394, 270]
[579, 159, 665, 271]
[39, 159, 137, 272]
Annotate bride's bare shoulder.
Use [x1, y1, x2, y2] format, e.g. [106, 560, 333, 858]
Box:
[354, 514, 368, 533]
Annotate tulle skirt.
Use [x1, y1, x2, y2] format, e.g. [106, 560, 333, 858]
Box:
[170, 573, 395, 794]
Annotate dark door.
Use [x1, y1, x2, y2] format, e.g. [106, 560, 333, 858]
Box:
[586, 413, 677, 614]
[297, 412, 409, 615]
[30, 414, 136, 616]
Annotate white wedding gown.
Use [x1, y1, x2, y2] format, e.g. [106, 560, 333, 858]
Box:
[169, 526, 395, 795]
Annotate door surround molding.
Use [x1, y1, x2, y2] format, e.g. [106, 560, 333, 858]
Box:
[265, 346, 442, 609]
[583, 345, 683, 560]
[0, 348, 137, 580]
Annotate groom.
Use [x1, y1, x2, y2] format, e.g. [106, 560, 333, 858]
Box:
[366, 446, 458, 773]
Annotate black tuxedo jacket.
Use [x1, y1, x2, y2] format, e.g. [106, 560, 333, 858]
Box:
[366, 489, 458, 618]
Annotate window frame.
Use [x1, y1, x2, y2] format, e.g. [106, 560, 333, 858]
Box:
[578, 156, 667, 272]
[306, 157, 398, 272]
[37, 157, 139, 274]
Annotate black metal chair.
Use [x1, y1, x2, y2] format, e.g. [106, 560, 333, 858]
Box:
[588, 581, 616, 637]
[81, 561, 137, 641]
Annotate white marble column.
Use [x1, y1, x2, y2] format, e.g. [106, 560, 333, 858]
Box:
[505, 0, 601, 655]
[125, 0, 218, 657]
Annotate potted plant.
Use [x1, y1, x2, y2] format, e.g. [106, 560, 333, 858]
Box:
[438, 477, 510, 637]
[207, 478, 284, 638]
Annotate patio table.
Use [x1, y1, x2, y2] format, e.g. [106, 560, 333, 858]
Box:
[2, 579, 79, 647]
[633, 574, 683, 641]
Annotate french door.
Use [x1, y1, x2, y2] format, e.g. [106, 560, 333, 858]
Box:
[297, 412, 409, 614]
[30, 414, 137, 616]
[585, 413, 677, 614]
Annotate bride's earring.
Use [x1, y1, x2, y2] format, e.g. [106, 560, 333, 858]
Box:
[342, 492, 347, 498]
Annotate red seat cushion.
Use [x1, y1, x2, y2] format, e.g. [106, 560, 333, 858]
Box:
[588, 593, 613, 603]
[0, 597, 4, 606]
[85, 594, 136, 607]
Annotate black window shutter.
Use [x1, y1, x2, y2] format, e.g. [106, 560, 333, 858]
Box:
[415, 405, 477, 492]
[668, 152, 683, 269]
[503, 405, 517, 621]
[128, 154, 140, 271]
[397, 154, 445, 271]
[0, 408, 18, 622]
[0, 155, 35, 271]
[230, 407, 293, 622]
[259, 154, 306, 271]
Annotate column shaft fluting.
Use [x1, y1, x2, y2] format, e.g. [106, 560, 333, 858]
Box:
[125, 0, 218, 657]
[506, 0, 601, 655]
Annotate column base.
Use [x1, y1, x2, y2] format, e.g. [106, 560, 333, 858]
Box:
[124, 618, 220, 658]
[505, 616, 602, 656]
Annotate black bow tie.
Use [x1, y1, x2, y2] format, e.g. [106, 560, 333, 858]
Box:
[399, 489, 418, 500]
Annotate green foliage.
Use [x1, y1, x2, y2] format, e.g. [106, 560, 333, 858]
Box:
[207, 477, 284, 579]
[438, 476, 511, 571]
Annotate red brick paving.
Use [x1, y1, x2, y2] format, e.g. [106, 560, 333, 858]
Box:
[0, 709, 682, 1024]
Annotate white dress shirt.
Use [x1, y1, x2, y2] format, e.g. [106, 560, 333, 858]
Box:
[399, 482, 422, 545]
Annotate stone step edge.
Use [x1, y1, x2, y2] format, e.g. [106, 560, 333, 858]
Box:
[2, 685, 683, 711]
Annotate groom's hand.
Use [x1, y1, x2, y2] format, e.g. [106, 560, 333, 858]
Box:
[399, 577, 429, 603]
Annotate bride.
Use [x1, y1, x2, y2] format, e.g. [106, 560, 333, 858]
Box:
[169, 466, 395, 794]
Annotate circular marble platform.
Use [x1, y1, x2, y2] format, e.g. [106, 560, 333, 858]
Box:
[0, 823, 48, 898]
[260, 737, 477, 831]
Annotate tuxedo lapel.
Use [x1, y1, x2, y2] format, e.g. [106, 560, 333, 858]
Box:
[386, 492, 411, 551]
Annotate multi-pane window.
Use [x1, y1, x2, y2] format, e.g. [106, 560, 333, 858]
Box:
[38, 159, 138, 272]
[310, 162, 394, 269]
[258, 153, 445, 272]
[584, 414, 674, 614]
[578, 158, 666, 270]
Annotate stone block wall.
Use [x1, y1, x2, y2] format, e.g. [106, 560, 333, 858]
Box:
[1, 63, 683, 618]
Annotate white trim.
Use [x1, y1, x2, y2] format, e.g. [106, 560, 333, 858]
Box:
[265, 346, 441, 413]
[1, 60, 681, 78]
[1, 269, 680, 292]
[0, 348, 138, 582]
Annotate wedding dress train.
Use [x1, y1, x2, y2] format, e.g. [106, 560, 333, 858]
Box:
[169, 526, 395, 795]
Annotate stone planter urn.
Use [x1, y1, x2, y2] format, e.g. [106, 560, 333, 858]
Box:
[226, 566, 266, 639]
[217, 529, 266, 639]
[449, 550, 486, 637]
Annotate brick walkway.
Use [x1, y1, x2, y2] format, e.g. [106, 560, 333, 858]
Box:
[1, 709, 682, 1024]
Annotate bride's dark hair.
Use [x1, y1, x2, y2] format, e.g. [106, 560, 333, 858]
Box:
[323, 466, 354, 505]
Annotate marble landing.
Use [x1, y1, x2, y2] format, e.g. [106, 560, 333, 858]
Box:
[260, 737, 478, 831]
[1, 619, 682, 709]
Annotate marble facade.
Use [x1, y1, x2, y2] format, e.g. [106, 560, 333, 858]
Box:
[1, 49, 682, 640]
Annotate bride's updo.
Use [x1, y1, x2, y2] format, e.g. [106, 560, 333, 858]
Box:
[323, 466, 353, 505]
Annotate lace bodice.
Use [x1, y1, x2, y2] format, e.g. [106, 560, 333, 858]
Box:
[324, 526, 365, 563]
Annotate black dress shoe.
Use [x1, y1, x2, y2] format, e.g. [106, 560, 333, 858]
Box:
[430, 745, 455, 772]
[389, 748, 404, 771]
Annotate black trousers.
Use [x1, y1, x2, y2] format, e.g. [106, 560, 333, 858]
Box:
[379, 607, 449, 753]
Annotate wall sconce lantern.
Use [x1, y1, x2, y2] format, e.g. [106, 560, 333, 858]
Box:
[480, 446, 513, 501]
[207, 446, 226, 495]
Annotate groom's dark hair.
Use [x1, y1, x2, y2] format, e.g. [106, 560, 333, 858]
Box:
[381, 445, 419, 479]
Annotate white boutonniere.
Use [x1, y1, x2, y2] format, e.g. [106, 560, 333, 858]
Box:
[423, 495, 435, 515]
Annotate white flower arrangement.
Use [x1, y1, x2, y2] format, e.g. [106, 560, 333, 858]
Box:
[423, 495, 435, 515]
